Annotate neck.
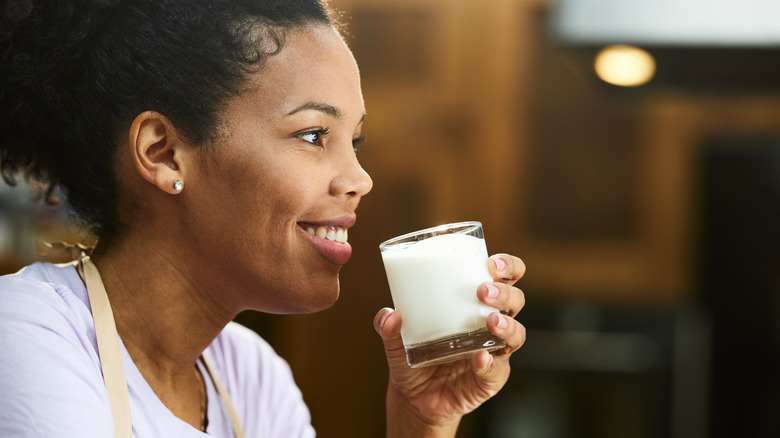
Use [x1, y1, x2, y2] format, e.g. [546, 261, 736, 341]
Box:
[90, 235, 235, 378]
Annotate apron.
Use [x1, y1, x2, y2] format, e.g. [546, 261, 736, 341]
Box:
[37, 242, 246, 438]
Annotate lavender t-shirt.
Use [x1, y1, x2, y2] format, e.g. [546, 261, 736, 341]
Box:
[0, 262, 315, 438]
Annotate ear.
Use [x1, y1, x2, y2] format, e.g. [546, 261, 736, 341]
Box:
[128, 111, 186, 194]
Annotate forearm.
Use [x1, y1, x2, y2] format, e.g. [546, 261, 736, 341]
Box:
[385, 383, 461, 438]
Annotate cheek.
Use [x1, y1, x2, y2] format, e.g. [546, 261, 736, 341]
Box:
[252, 158, 327, 213]
[247, 171, 317, 221]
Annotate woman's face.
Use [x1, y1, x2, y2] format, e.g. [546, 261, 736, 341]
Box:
[181, 25, 372, 314]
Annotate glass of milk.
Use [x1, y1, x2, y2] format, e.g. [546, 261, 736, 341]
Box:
[379, 221, 506, 368]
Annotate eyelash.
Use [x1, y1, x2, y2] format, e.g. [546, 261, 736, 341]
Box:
[352, 136, 367, 154]
[296, 128, 366, 153]
[297, 128, 329, 146]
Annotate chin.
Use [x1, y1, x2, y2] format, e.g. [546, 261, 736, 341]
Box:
[300, 264, 343, 312]
[262, 275, 341, 314]
[299, 280, 341, 313]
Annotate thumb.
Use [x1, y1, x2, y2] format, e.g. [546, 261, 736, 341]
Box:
[373, 307, 402, 341]
[373, 308, 409, 370]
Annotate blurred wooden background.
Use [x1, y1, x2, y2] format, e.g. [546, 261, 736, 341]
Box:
[259, 0, 780, 436]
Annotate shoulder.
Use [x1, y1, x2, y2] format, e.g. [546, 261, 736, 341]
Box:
[206, 322, 315, 438]
[0, 262, 94, 336]
[0, 261, 87, 302]
[0, 262, 95, 343]
[0, 263, 111, 437]
[0, 263, 68, 306]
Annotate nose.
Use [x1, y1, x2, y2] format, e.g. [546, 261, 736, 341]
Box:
[330, 150, 373, 198]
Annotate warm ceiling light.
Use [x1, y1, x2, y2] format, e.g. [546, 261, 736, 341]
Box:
[594, 45, 656, 87]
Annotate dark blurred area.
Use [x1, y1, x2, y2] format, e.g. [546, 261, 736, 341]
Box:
[2, 0, 778, 437]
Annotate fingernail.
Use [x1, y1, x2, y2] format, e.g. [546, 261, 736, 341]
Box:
[486, 284, 499, 298]
[493, 257, 506, 272]
[495, 314, 508, 329]
[379, 311, 391, 329]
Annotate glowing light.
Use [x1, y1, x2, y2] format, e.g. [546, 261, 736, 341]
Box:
[594, 45, 656, 87]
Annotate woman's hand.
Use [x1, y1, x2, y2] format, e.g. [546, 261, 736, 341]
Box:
[374, 254, 527, 437]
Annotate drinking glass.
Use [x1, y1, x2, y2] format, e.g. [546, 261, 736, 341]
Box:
[379, 221, 505, 367]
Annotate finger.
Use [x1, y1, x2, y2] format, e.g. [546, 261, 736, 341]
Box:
[486, 312, 526, 356]
[471, 349, 494, 374]
[373, 307, 402, 341]
[478, 282, 525, 317]
[471, 350, 511, 397]
[373, 308, 410, 370]
[488, 254, 526, 285]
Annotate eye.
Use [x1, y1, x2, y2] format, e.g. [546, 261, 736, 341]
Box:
[352, 136, 366, 154]
[297, 128, 329, 146]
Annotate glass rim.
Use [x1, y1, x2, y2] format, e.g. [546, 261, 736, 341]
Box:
[379, 221, 483, 250]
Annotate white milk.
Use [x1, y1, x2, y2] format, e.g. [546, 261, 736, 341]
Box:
[381, 233, 498, 346]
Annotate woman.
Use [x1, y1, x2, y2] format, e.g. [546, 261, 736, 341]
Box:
[0, 0, 527, 437]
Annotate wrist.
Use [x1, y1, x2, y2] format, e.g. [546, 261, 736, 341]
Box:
[385, 383, 461, 438]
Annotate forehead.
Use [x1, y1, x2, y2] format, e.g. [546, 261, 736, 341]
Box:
[235, 24, 364, 120]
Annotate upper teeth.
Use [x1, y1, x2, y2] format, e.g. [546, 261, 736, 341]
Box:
[306, 225, 348, 243]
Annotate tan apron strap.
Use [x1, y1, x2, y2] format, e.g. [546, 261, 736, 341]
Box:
[201, 354, 247, 438]
[78, 254, 133, 438]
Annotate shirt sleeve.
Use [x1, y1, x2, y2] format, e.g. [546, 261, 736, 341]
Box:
[0, 275, 115, 438]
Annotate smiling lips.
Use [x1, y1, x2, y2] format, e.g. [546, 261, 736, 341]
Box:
[298, 223, 353, 265]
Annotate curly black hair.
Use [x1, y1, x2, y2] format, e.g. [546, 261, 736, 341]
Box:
[0, 0, 333, 240]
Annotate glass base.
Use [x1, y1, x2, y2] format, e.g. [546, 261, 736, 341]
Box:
[404, 327, 506, 368]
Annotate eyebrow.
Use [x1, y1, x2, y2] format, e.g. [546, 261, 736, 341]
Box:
[286, 101, 343, 119]
[285, 101, 367, 126]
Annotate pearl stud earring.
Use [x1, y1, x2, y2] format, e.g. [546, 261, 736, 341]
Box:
[173, 180, 184, 191]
